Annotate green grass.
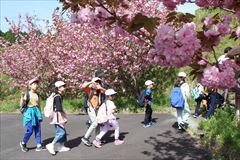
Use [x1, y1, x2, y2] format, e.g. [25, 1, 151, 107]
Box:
[200, 108, 240, 159]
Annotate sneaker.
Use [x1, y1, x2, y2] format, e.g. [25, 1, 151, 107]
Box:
[150, 121, 156, 125]
[35, 145, 46, 151]
[143, 123, 151, 128]
[20, 142, 28, 152]
[46, 143, 56, 155]
[93, 140, 101, 148]
[179, 123, 186, 130]
[81, 137, 92, 147]
[193, 114, 198, 118]
[56, 143, 70, 152]
[114, 139, 124, 145]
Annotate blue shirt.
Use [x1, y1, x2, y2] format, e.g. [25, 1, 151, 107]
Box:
[145, 88, 153, 106]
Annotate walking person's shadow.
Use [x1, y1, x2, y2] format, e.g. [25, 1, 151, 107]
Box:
[42, 136, 82, 149]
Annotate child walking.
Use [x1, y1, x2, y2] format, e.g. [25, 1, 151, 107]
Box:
[143, 80, 155, 128]
[19, 78, 45, 152]
[46, 81, 70, 155]
[92, 89, 124, 148]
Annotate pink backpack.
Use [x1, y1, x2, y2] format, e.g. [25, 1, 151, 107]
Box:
[44, 93, 58, 118]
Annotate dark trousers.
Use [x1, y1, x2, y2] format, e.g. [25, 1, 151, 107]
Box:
[205, 93, 218, 119]
[144, 104, 152, 125]
[194, 95, 204, 116]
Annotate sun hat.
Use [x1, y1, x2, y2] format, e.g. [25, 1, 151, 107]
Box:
[92, 77, 101, 82]
[55, 81, 66, 88]
[105, 89, 117, 96]
[29, 77, 40, 85]
[178, 72, 187, 78]
[95, 70, 104, 78]
[145, 80, 154, 86]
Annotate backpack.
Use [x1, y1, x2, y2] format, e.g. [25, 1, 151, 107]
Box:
[191, 83, 202, 100]
[137, 89, 146, 107]
[44, 93, 59, 118]
[19, 91, 30, 114]
[170, 87, 185, 108]
[83, 88, 95, 111]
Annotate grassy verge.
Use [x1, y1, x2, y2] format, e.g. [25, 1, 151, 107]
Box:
[199, 108, 240, 159]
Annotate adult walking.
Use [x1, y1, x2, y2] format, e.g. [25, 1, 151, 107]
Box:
[81, 77, 106, 146]
[178, 72, 190, 124]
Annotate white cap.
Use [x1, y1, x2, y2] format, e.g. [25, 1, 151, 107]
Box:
[218, 55, 229, 64]
[145, 80, 154, 86]
[105, 89, 117, 96]
[55, 81, 66, 88]
[178, 72, 187, 77]
[29, 77, 40, 85]
[92, 77, 101, 82]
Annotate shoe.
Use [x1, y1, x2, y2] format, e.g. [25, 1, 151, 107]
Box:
[193, 114, 198, 118]
[93, 140, 102, 148]
[46, 143, 56, 155]
[179, 123, 186, 130]
[56, 143, 70, 152]
[114, 139, 124, 145]
[150, 121, 156, 125]
[143, 123, 151, 128]
[81, 137, 92, 147]
[20, 142, 28, 152]
[35, 145, 46, 151]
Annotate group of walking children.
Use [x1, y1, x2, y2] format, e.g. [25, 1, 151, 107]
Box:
[171, 71, 225, 131]
[19, 71, 125, 155]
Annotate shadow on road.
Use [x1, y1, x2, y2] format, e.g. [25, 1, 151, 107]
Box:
[66, 137, 82, 149]
[141, 130, 211, 160]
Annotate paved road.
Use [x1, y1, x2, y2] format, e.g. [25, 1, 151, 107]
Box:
[0, 113, 211, 160]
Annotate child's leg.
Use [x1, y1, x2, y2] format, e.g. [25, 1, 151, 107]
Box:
[34, 120, 41, 146]
[96, 123, 110, 141]
[110, 120, 120, 140]
[23, 122, 34, 144]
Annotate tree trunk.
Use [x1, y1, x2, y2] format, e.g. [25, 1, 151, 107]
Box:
[235, 93, 240, 122]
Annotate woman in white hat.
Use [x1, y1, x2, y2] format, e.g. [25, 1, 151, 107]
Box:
[92, 89, 124, 148]
[46, 81, 70, 155]
[178, 72, 190, 125]
[19, 78, 45, 152]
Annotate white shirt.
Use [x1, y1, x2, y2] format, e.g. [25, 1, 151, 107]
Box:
[180, 82, 190, 100]
[97, 100, 117, 120]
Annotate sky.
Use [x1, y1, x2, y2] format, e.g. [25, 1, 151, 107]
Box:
[0, 0, 199, 32]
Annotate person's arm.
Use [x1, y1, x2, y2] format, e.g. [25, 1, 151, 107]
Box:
[20, 92, 26, 107]
[96, 84, 106, 93]
[37, 96, 41, 111]
[81, 81, 93, 90]
[54, 95, 63, 112]
[185, 84, 190, 98]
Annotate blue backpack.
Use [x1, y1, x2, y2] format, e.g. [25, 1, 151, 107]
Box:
[170, 87, 185, 108]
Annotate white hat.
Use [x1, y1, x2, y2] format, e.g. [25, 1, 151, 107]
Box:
[55, 81, 66, 88]
[105, 89, 117, 96]
[29, 77, 40, 85]
[145, 80, 154, 86]
[178, 72, 187, 77]
[92, 77, 101, 82]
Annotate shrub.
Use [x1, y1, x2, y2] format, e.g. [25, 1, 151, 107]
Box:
[200, 108, 240, 160]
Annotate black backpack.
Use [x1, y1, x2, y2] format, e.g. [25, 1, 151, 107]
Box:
[137, 89, 146, 107]
[19, 91, 30, 114]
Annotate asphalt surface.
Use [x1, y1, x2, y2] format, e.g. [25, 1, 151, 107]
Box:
[0, 113, 211, 160]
